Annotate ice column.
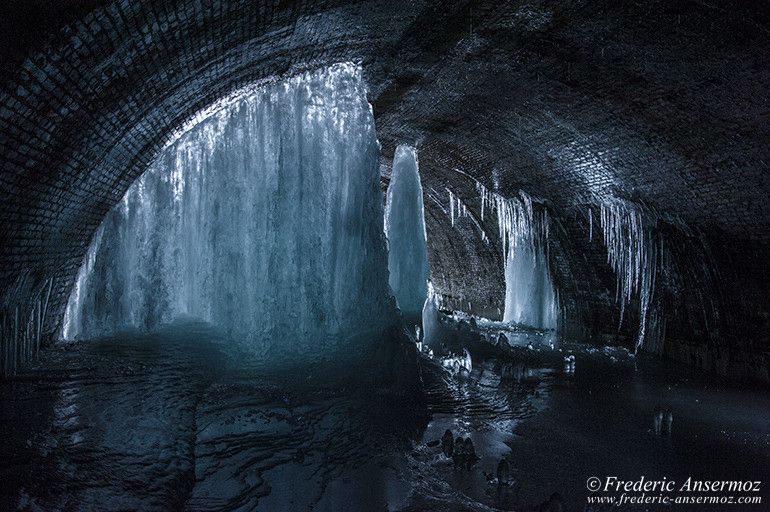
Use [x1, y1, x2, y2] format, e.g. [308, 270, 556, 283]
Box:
[385, 145, 430, 322]
[504, 244, 558, 329]
[478, 184, 557, 329]
[62, 63, 396, 360]
[421, 281, 442, 347]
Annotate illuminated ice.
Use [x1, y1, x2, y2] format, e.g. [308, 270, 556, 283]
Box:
[564, 354, 576, 373]
[600, 199, 659, 352]
[503, 244, 558, 329]
[62, 63, 396, 360]
[385, 145, 430, 322]
[477, 184, 558, 330]
[421, 282, 443, 347]
[441, 348, 471, 376]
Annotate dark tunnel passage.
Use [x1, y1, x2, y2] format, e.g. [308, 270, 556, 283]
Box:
[1, 1, 769, 511]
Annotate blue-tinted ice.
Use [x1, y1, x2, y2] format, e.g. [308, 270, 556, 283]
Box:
[62, 63, 396, 362]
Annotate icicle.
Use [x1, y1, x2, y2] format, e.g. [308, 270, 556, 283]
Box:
[477, 181, 485, 221]
[447, 187, 473, 228]
[0, 274, 56, 377]
[599, 198, 661, 353]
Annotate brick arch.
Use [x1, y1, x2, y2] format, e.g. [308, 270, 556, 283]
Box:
[1, 0, 769, 380]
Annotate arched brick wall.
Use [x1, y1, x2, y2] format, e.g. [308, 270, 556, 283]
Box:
[1, 0, 768, 380]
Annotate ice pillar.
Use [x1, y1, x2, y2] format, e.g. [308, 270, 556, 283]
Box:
[385, 145, 430, 325]
[503, 244, 558, 329]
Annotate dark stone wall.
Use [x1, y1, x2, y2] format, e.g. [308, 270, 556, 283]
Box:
[0, 0, 768, 381]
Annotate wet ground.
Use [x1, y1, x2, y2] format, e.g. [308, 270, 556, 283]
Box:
[0, 322, 768, 511]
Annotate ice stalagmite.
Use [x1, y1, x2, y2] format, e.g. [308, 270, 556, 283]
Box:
[385, 145, 430, 325]
[422, 282, 442, 347]
[62, 63, 396, 361]
[504, 244, 558, 329]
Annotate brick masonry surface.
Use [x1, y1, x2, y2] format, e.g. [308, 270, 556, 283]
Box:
[0, 0, 768, 380]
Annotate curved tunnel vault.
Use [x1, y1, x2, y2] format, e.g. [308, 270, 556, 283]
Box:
[1, 0, 769, 381]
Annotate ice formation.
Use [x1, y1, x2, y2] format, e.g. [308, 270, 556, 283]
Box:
[599, 199, 660, 353]
[503, 244, 558, 329]
[564, 354, 576, 374]
[421, 282, 443, 347]
[441, 348, 472, 376]
[445, 186, 489, 244]
[477, 184, 558, 330]
[62, 63, 396, 360]
[0, 274, 54, 377]
[448, 188, 469, 227]
[385, 145, 430, 321]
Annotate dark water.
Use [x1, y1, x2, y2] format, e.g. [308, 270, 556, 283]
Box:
[1, 323, 768, 511]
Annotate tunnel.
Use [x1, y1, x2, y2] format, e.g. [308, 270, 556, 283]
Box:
[0, 1, 769, 511]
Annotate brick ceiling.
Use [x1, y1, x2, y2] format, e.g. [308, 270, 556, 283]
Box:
[0, 0, 768, 372]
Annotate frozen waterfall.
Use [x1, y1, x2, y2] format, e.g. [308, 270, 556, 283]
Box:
[385, 145, 430, 323]
[504, 244, 558, 329]
[478, 184, 558, 330]
[62, 63, 397, 360]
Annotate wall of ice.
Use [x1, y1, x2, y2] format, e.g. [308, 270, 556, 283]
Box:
[384, 145, 430, 322]
[62, 63, 396, 360]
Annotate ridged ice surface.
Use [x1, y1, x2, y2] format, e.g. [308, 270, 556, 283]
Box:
[385, 145, 430, 319]
[63, 63, 395, 360]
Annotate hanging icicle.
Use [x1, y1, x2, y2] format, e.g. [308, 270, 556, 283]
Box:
[1, 275, 55, 378]
[475, 182, 557, 329]
[445, 185, 491, 244]
[599, 198, 660, 353]
[447, 188, 471, 227]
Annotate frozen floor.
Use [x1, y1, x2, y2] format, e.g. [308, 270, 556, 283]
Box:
[1, 323, 768, 511]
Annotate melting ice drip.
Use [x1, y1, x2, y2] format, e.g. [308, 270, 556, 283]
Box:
[448, 188, 468, 227]
[447, 188, 489, 244]
[385, 145, 431, 319]
[599, 199, 660, 353]
[63, 63, 395, 359]
[477, 184, 558, 330]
